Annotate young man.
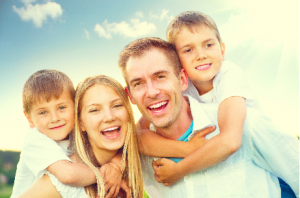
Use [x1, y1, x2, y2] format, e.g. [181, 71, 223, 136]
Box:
[118, 37, 295, 198]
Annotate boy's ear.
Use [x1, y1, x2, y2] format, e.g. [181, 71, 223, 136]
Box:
[179, 69, 189, 92]
[125, 86, 136, 105]
[221, 42, 225, 61]
[24, 111, 35, 128]
[80, 121, 86, 132]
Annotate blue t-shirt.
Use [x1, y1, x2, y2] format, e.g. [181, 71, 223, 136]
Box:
[168, 121, 194, 163]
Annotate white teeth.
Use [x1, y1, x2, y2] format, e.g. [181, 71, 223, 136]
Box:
[196, 64, 210, 69]
[149, 101, 167, 109]
[103, 127, 119, 132]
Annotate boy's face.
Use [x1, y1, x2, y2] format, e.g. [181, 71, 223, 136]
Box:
[24, 90, 75, 141]
[174, 26, 225, 87]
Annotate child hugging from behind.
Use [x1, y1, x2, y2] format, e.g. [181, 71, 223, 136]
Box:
[11, 70, 123, 198]
[138, 11, 299, 197]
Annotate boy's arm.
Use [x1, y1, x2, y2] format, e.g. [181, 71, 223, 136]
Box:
[18, 174, 62, 198]
[138, 127, 215, 157]
[153, 96, 246, 185]
[47, 159, 97, 186]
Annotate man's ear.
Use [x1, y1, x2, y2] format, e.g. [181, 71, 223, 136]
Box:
[221, 42, 225, 61]
[179, 69, 189, 92]
[125, 87, 136, 104]
[24, 111, 35, 128]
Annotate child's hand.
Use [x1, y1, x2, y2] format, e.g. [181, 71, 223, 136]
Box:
[187, 125, 216, 153]
[117, 180, 132, 198]
[99, 162, 126, 198]
[152, 158, 184, 186]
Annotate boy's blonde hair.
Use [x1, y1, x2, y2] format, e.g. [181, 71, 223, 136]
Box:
[167, 11, 222, 44]
[74, 75, 143, 198]
[119, 37, 182, 87]
[22, 69, 75, 114]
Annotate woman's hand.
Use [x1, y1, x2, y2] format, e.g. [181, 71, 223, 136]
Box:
[100, 162, 124, 198]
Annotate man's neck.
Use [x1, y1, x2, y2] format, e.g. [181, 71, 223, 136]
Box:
[156, 96, 193, 140]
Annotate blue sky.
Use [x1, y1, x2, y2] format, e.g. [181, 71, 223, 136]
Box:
[0, 0, 298, 150]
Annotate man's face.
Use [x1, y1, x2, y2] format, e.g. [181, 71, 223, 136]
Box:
[125, 48, 188, 129]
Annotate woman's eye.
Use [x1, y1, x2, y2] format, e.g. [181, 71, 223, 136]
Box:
[89, 108, 98, 113]
[114, 104, 123, 108]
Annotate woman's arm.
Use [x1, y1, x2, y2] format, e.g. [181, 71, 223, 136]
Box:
[18, 174, 62, 198]
[153, 96, 246, 185]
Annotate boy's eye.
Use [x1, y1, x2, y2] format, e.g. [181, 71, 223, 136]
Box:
[184, 48, 192, 53]
[39, 110, 47, 115]
[206, 43, 213, 48]
[59, 105, 66, 110]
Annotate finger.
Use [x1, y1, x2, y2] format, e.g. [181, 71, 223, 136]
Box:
[152, 160, 159, 171]
[112, 185, 120, 198]
[153, 158, 163, 166]
[198, 125, 216, 137]
[120, 181, 131, 198]
[105, 183, 113, 193]
[154, 173, 162, 183]
[105, 185, 116, 198]
[163, 182, 170, 186]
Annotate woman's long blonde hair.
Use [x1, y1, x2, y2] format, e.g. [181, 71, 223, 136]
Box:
[73, 75, 143, 198]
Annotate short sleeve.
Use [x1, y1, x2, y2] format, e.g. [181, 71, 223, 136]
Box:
[213, 61, 254, 104]
[23, 129, 72, 179]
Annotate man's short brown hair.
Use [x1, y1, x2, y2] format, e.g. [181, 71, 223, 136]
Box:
[167, 11, 222, 45]
[22, 69, 75, 114]
[118, 37, 182, 86]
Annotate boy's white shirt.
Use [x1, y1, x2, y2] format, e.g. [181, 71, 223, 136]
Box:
[11, 128, 73, 198]
[184, 60, 264, 112]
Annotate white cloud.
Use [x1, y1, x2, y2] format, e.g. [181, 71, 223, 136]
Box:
[12, 1, 63, 28]
[21, 0, 36, 5]
[94, 22, 112, 39]
[94, 18, 156, 39]
[219, 0, 298, 51]
[135, 11, 143, 18]
[150, 9, 174, 21]
[84, 29, 90, 40]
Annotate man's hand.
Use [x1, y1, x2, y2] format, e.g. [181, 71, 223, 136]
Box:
[99, 162, 125, 198]
[152, 159, 184, 186]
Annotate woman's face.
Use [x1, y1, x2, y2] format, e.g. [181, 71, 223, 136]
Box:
[80, 84, 128, 152]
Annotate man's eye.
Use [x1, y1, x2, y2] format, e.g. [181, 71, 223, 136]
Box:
[157, 75, 165, 79]
[134, 82, 141, 87]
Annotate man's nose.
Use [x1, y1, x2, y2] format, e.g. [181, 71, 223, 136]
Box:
[146, 81, 160, 98]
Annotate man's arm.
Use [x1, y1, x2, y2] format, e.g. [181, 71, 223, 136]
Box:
[153, 96, 246, 185]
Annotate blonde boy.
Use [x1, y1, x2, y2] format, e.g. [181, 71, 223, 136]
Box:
[11, 70, 102, 197]
[138, 11, 298, 197]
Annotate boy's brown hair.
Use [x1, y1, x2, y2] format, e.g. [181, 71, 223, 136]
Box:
[118, 37, 182, 87]
[22, 69, 75, 114]
[167, 11, 222, 45]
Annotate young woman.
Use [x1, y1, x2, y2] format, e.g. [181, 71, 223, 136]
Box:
[19, 75, 144, 198]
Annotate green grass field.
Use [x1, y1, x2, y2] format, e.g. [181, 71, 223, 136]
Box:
[0, 185, 13, 198]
